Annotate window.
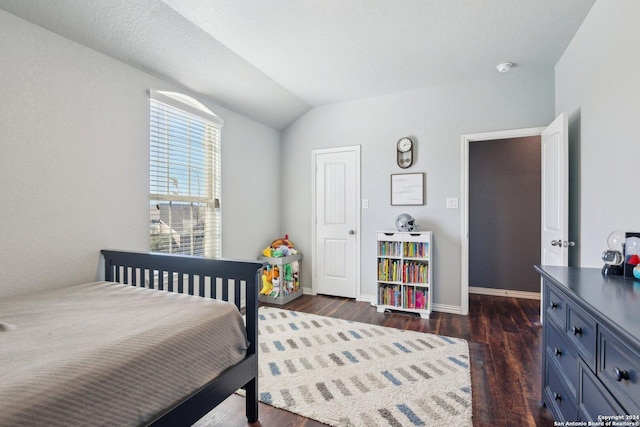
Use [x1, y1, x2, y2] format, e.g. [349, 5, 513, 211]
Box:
[149, 90, 223, 257]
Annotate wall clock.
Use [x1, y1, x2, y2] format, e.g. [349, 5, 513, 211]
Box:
[396, 137, 414, 168]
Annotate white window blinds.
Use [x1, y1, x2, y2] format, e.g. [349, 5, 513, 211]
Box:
[149, 90, 222, 257]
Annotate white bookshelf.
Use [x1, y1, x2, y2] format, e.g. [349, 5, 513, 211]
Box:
[376, 231, 432, 318]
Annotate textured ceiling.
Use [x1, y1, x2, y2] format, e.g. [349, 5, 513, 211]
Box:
[0, 0, 595, 130]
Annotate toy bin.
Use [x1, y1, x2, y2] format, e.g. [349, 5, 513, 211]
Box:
[258, 253, 302, 305]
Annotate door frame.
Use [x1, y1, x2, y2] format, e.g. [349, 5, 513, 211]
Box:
[460, 127, 545, 315]
[311, 145, 362, 299]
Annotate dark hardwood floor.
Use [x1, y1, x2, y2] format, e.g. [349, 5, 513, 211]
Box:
[200, 293, 556, 427]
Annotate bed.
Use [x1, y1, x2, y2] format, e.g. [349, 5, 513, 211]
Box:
[0, 249, 264, 426]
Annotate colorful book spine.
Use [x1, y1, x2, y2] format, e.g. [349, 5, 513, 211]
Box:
[406, 287, 414, 309]
[379, 241, 402, 257]
[402, 262, 428, 283]
[404, 242, 429, 258]
[378, 285, 403, 307]
[414, 290, 428, 309]
[378, 259, 404, 282]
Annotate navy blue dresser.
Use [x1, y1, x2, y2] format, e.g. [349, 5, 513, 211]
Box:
[535, 266, 640, 423]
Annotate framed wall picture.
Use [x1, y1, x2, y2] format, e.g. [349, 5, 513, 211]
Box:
[391, 173, 424, 206]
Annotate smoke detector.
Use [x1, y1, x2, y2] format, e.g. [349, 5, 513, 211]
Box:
[496, 62, 513, 73]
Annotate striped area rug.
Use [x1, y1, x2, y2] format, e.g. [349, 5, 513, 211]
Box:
[252, 306, 472, 427]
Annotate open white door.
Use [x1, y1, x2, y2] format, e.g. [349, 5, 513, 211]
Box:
[541, 113, 569, 266]
[540, 113, 569, 322]
[312, 146, 360, 298]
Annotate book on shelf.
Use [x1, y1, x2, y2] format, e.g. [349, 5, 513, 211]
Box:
[378, 284, 402, 307]
[404, 242, 429, 258]
[406, 287, 414, 309]
[378, 241, 402, 257]
[402, 262, 429, 283]
[379, 286, 429, 310]
[378, 258, 402, 282]
[414, 290, 428, 310]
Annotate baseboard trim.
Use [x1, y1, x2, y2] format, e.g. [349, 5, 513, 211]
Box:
[469, 286, 540, 300]
[432, 303, 464, 315]
[358, 294, 377, 306]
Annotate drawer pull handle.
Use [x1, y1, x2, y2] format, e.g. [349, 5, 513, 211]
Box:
[554, 348, 562, 356]
[553, 392, 562, 402]
[572, 326, 582, 336]
[614, 368, 630, 382]
[551, 302, 558, 309]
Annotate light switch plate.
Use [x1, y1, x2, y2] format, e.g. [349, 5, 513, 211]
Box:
[446, 198, 459, 209]
[362, 199, 369, 209]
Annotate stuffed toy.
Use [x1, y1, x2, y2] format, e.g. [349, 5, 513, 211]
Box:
[270, 278, 280, 297]
[260, 272, 272, 295]
[259, 265, 280, 295]
[270, 234, 294, 248]
[284, 263, 293, 281]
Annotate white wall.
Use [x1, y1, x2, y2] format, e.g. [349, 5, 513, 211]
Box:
[556, 0, 640, 268]
[281, 70, 555, 311]
[0, 10, 280, 298]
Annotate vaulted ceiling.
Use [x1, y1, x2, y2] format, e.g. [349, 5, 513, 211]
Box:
[0, 0, 595, 129]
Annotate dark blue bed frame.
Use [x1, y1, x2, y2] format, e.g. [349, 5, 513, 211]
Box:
[101, 250, 264, 426]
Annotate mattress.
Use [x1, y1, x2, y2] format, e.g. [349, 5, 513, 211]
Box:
[0, 281, 249, 426]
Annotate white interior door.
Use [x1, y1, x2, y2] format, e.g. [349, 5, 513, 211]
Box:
[540, 113, 569, 323]
[541, 113, 569, 266]
[313, 147, 360, 298]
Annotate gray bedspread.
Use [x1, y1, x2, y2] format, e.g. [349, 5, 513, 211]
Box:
[0, 281, 249, 426]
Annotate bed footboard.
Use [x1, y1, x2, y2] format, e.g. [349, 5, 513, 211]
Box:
[100, 250, 264, 425]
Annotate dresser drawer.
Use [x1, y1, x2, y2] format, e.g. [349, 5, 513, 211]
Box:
[566, 303, 597, 370]
[544, 355, 577, 422]
[546, 320, 579, 398]
[546, 283, 567, 330]
[598, 326, 640, 415]
[578, 360, 625, 421]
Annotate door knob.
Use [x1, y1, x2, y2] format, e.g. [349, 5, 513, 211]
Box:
[551, 240, 575, 247]
[348, 229, 356, 235]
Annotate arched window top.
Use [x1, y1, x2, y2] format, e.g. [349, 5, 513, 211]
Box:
[149, 89, 223, 126]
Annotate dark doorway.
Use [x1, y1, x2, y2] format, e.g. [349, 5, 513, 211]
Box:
[469, 136, 541, 293]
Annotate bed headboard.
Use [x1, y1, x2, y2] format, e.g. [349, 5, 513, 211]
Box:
[100, 249, 264, 311]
